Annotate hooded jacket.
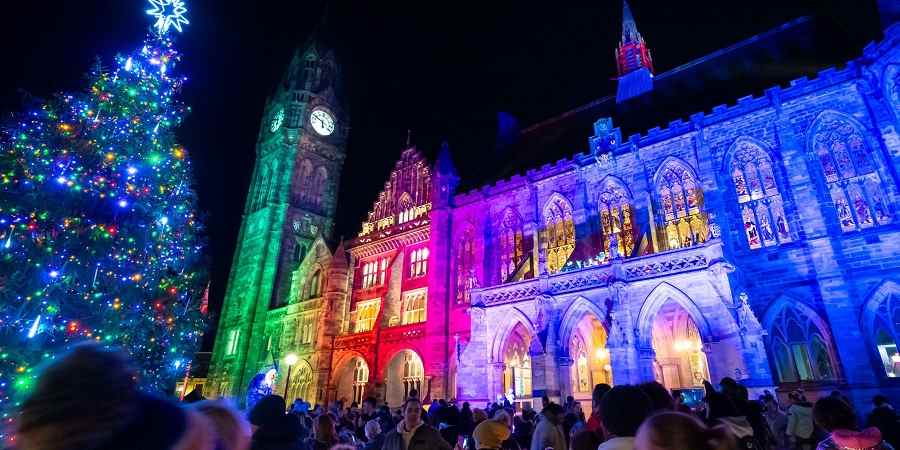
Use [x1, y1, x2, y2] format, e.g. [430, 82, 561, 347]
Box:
[383, 420, 452, 450]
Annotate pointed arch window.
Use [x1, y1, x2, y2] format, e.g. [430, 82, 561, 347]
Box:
[456, 226, 477, 303]
[402, 352, 423, 399]
[306, 269, 322, 299]
[401, 289, 427, 325]
[352, 359, 369, 404]
[871, 293, 900, 377]
[295, 160, 313, 205]
[499, 209, 526, 283]
[597, 179, 636, 258]
[570, 334, 591, 393]
[768, 304, 837, 383]
[656, 161, 707, 250]
[287, 363, 312, 403]
[543, 196, 576, 273]
[811, 114, 891, 232]
[730, 140, 792, 249]
[312, 166, 328, 208]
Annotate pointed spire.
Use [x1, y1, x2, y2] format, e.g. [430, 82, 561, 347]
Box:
[329, 237, 348, 270]
[621, 0, 642, 43]
[406, 129, 413, 148]
[435, 140, 458, 177]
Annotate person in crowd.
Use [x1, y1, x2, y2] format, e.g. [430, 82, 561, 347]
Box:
[813, 396, 895, 450]
[867, 395, 900, 448]
[598, 385, 652, 450]
[473, 409, 513, 450]
[304, 413, 340, 450]
[193, 400, 252, 450]
[249, 395, 305, 450]
[786, 390, 816, 450]
[638, 382, 674, 413]
[460, 401, 476, 437]
[363, 419, 385, 450]
[531, 402, 567, 450]
[522, 402, 537, 423]
[762, 392, 788, 450]
[586, 383, 612, 438]
[541, 395, 551, 411]
[15, 343, 214, 450]
[703, 381, 758, 450]
[570, 427, 603, 450]
[383, 397, 452, 450]
[512, 414, 533, 450]
[635, 411, 737, 450]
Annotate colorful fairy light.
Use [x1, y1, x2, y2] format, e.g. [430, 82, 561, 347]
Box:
[0, 0, 206, 439]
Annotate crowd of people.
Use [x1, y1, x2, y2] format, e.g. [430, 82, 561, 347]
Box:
[9, 343, 900, 450]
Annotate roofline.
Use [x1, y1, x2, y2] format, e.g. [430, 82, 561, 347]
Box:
[520, 16, 812, 136]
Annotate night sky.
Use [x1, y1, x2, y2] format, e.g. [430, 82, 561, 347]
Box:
[0, 1, 882, 347]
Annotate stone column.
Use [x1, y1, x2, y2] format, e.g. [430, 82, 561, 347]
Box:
[488, 362, 506, 403]
[637, 346, 657, 383]
[556, 357, 574, 402]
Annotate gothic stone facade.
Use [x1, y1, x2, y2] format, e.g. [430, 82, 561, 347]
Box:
[209, 17, 900, 413]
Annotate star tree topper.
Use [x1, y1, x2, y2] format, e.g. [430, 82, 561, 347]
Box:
[147, 0, 189, 34]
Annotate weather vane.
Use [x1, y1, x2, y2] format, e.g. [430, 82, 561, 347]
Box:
[146, 0, 189, 35]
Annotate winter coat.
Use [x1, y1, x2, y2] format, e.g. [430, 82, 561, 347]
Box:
[816, 428, 896, 450]
[250, 414, 305, 450]
[383, 421, 452, 450]
[787, 403, 815, 440]
[363, 433, 385, 450]
[530, 418, 567, 450]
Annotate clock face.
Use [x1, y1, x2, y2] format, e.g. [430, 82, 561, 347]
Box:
[270, 108, 284, 133]
[309, 109, 335, 136]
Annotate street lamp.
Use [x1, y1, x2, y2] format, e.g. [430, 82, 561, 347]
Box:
[284, 353, 299, 403]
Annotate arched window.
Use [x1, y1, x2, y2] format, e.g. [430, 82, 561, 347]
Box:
[871, 293, 900, 378]
[810, 113, 891, 231]
[409, 247, 428, 278]
[597, 178, 636, 258]
[312, 167, 328, 208]
[307, 269, 321, 299]
[456, 226, 477, 303]
[401, 290, 427, 325]
[768, 304, 836, 383]
[543, 195, 576, 273]
[287, 362, 312, 403]
[352, 359, 369, 404]
[656, 161, 707, 250]
[570, 334, 591, 393]
[296, 160, 313, 204]
[729, 140, 792, 249]
[402, 352, 423, 399]
[397, 193, 413, 224]
[499, 208, 525, 283]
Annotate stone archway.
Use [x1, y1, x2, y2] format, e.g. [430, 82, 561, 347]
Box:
[650, 302, 710, 390]
[334, 355, 369, 405]
[383, 349, 425, 408]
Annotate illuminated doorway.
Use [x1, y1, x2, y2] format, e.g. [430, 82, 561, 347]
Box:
[569, 314, 613, 414]
[651, 302, 709, 390]
[502, 323, 533, 407]
[384, 350, 424, 408]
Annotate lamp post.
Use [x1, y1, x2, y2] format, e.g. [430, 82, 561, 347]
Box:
[284, 353, 298, 404]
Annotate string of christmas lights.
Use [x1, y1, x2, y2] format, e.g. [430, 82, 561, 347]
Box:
[0, 1, 206, 440]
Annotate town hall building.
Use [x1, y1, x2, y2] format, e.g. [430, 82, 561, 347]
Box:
[207, 1, 900, 414]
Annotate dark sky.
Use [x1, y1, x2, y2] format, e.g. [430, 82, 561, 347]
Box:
[0, 1, 883, 347]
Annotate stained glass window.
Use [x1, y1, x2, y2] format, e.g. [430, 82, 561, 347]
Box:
[730, 140, 792, 249]
[543, 195, 576, 273]
[499, 208, 525, 283]
[598, 178, 636, 258]
[456, 226, 476, 303]
[656, 161, 707, 250]
[401, 290, 427, 325]
[768, 304, 836, 383]
[811, 113, 890, 232]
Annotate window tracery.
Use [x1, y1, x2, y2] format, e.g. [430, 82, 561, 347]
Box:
[730, 140, 791, 249]
[543, 196, 576, 273]
[656, 161, 707, 250]
[597, 179, 635, 257]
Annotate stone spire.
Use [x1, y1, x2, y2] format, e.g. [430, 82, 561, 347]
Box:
[433, 141, 459, 208]
[621, 0, 641, 44]
[615, 0, 655, 102]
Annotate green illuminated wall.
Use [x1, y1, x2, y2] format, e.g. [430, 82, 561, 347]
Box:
[208, 30, 347, 400]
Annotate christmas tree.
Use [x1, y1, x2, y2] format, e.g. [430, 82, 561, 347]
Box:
[0, 0, 205, 434]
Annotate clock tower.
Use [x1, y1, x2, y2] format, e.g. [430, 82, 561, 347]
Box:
[209, 18, 348, 400]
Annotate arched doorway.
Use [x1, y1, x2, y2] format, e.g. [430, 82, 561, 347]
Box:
[651, 302, 710, 390]
[863, 283, 900, 378]
[502, 322, 533, 406]
[286, 360, 314, 404]
[335, 356, 369, 405]
[568, 314, 613, 409]
[384, 350, 424, 408]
